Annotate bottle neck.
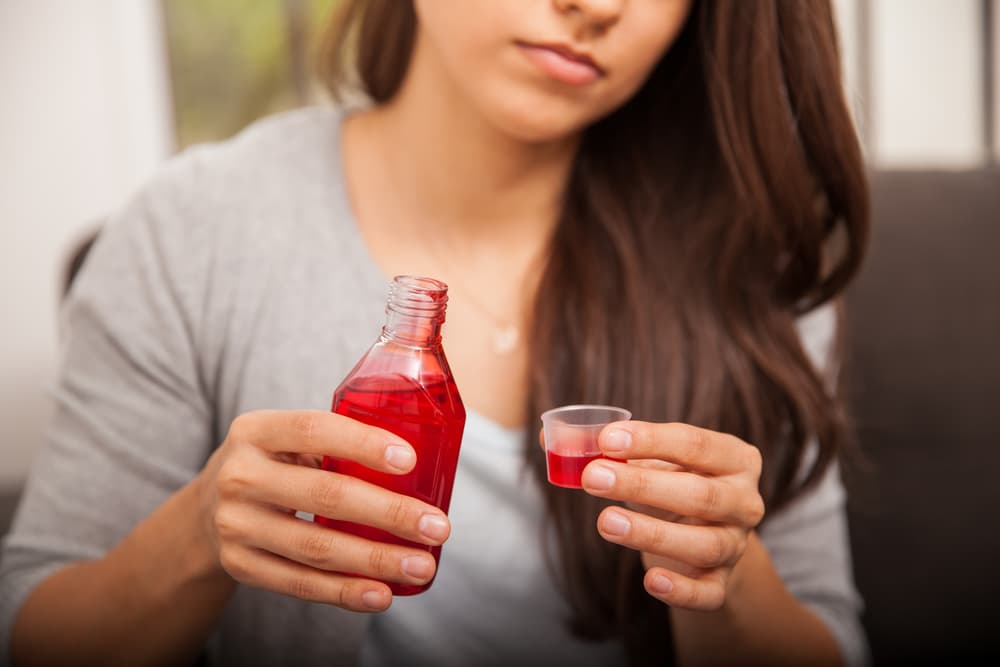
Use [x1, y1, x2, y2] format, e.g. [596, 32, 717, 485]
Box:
[381, 276, 448, 348]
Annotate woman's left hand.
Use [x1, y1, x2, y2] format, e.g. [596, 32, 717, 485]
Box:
[582, 421, 765, 612]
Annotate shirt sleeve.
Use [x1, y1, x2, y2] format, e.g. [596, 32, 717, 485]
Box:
[757, 303, 869, 667]
[0, 157, 215, 663]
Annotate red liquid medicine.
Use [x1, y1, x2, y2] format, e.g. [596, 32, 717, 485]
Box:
[546, 451, 611, 488]
[315, 277, 465, 596]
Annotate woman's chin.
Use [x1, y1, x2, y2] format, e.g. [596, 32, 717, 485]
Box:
[482, 96, 598, 145]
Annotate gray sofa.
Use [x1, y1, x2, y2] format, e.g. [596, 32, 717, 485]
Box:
[844, 168, 1000, 664]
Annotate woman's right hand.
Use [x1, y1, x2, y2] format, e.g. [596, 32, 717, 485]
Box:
[193, 410, 451, 612]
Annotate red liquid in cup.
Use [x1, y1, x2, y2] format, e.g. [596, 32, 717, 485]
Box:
[316, 374, 465, 596]
[546, 450, 612, 488]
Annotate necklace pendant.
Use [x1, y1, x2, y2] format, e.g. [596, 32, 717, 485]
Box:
[492, 326, 519, 354]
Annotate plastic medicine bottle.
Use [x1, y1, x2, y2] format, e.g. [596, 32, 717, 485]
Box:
[316, 275, 466, 595]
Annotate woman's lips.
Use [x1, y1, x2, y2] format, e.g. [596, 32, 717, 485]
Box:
[516, 42, 604, 86]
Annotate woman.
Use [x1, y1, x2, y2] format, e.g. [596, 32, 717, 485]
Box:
[1, 0, 868, 665]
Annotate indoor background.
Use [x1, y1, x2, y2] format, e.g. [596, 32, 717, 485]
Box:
[1, 1, 998, 664]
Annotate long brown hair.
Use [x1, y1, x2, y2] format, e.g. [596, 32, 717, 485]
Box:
[319, 1, 868, 663]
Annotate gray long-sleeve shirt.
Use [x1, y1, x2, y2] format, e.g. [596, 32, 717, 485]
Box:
[0, 106, 867, 666]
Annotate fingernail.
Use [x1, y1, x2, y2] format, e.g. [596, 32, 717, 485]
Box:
[362, 589, 389, 610]
[583, 463, 616, 491]
[603, 429, 632, 454]
[385, 444, 415, 471]
[650, 574, 674, 595]
[602, 510, 631, 537]
[401, 555, 434, 580]
[418, 513, 449, 543]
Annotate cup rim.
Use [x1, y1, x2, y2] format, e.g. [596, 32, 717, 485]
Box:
[540, 404, 632, 424]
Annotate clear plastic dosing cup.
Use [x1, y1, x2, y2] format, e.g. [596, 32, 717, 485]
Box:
[541, 405, 632, 489]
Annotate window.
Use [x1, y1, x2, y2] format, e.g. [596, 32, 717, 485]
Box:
[161, 0, 338, 148]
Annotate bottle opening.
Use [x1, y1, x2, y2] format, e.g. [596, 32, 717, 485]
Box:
[383, 276, 448, 346]
[387, 275, 449, 317]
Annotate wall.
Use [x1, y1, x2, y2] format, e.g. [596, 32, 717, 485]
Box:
[995, 0, 1000, 157]
[0, 1, 174, 488]
[835, 0, 998, 168]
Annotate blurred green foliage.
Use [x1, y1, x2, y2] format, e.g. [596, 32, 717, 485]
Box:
[162, 0, 339, 148]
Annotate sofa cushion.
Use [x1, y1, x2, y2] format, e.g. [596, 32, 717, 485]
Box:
[844, 168, 1000, 663]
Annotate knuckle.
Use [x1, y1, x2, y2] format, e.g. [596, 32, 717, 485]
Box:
[308, 475, 347, 514]
[291, 412, 319, 448]
[367, 545, 390, 577]
[679, 424, 707, 461]
[334, 581, 351, 609]
[299, 530, 336, 566]
[228, 411, 268, 445]
[336, 578, 367, 610]
[745, 445, 763, 477]
[358, 426, 393, 466]
[227, 413, 252, 442]
[739, 490, 765, 526]
[698, 530, 728, 568]
[646, 518, 670, 552]
[383, 496, 412, 529]
[213, 505, 243, 541]
[288, 574, 321, 602]
[681, 582, 700, 608]
[705, 584, 726, 611]
[359, 425, 384, 453]
[748, 495, 765, 525]
[216, 461, 252, 500]
[218, 546, 247, 580]
[631, 468, 651, 500]
[698, 480, 723, 516]
[630, 421, 653, 450]
[735, 531, 749, 558]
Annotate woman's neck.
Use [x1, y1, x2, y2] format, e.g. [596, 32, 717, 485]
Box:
[356, 29, 579, 252]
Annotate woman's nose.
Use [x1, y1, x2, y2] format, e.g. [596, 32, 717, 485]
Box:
[553, 0, 624, 32]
